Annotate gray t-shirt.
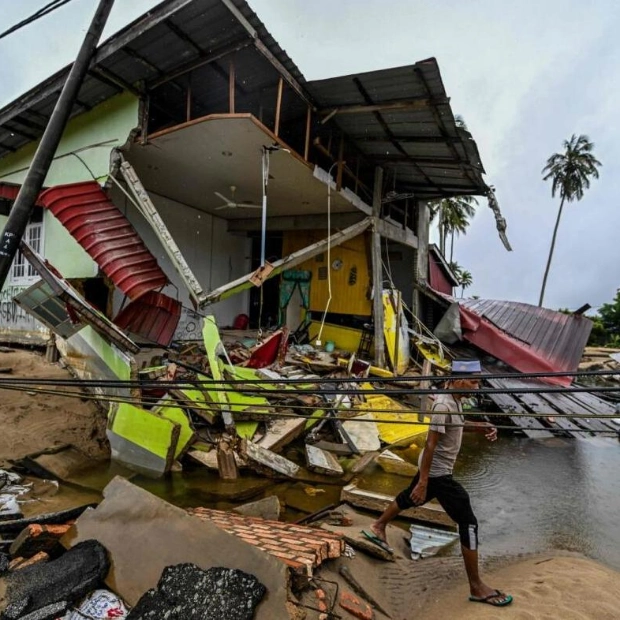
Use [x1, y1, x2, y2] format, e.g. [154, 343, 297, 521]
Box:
[419, 394, 464, 478]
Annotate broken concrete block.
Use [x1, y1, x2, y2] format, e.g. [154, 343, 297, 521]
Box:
[243, 441, 300, 478]
[255, 417, 307, 452]
[0, 540, 109, 619]
[188, 448, 247, 471]
[339, 590, 374, 620]
[9, 523, 72, 558]
[126, 564, 266, 620]
[376, 449, 417, 477]
[233, 496, 281, 521]
[341, 414, 381, 452]
[341, 483, 455, 529]
[305, 445, 344, 477]
[217, 440, 239, 480]
[62, 477, 289, 619]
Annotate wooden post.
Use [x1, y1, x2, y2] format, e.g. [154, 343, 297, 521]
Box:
[304, 106, 311, 160]
[229, 59, 235, 113]
[274, 77, 284, 136]
[336, 134, 345, 191]
[372, 167, 385, 368]
[419, 358, 432, 421]
[186, 75, 192, 121]
[414, 199, 430, 318]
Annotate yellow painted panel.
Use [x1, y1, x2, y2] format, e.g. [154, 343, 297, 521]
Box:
[359, 384, 429, 446]
[282, 230, 371, 317]
[308, 321, 362, 352]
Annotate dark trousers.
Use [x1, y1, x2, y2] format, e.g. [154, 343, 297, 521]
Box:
[396, 473, 479, 549]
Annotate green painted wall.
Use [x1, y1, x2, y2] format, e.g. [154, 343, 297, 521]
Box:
[0, 92, 140, 277]
[0, 93, 140, 341]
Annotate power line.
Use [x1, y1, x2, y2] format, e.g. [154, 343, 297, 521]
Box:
[0, 0, 76, 43]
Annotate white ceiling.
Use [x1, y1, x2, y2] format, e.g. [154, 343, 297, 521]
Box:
[124, 116, 368, 220]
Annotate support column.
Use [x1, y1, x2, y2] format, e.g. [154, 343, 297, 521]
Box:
[413, 199, 430, 319]
[371, 167, 385, 368]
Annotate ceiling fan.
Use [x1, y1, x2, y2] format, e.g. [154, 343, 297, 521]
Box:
[214, 186, 261, 210]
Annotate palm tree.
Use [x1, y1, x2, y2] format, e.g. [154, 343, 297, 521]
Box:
[459, 270, 473, 298]
[538, 134, 601, 307]
[429, 196, 477, 261]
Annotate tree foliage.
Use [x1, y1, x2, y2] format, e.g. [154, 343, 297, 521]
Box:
[538, 134, 602, 307]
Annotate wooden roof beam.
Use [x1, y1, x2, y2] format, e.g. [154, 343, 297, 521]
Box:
[319, 96, 448, 120]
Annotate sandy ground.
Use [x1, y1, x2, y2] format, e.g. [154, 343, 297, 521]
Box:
[0, 348, 109, 467]
[420, 553, 620, 620]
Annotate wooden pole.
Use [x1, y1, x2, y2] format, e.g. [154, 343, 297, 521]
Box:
[336, 134, 345, 191]
[371, 167, 385, 368]
[414, 199, 430, 318]
[229, 59, 235, 114]
[186, 74, 192, 121]
[304, 106, 311, 160]
[274, 77, 284, 136]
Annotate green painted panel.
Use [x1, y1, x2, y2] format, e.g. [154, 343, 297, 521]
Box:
[78, 325, 132, 381]
[109, 402, 179, 462]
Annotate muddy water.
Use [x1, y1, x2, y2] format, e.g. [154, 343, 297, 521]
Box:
[67, 435, 620, 571]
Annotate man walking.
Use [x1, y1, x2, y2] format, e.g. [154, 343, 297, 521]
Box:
[370, 360, 513, 607]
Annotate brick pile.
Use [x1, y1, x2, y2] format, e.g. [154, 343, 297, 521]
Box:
[188, 507, 344, 577]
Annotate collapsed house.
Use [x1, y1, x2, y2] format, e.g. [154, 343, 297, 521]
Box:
[1, 0, 616, 482]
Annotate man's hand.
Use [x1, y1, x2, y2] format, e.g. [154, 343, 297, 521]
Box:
[410, 480, 428, 506]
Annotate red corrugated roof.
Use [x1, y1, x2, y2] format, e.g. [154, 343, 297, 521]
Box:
[114, 291, 181, 347]
[38, 181, 168, 300]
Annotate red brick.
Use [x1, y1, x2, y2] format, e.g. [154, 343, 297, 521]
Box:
[340, 591, 373, 620]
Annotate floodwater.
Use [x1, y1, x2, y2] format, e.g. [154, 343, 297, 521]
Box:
[67, 434, 620, 571]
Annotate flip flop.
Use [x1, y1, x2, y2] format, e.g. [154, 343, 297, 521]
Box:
[469, 590, 513, 607]
[361, 530, 394, 554]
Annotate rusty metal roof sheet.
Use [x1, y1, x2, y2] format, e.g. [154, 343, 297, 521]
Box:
[460, 298, 593, 373]
[39, 181, 168, 300]
[305, 58, 488, 199]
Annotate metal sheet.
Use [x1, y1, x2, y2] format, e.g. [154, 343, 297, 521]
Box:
[38, 181, 168, 301]
[460, 299, 592, 376]
[409, 523, 459, 559]
[113, 291, 181, 347]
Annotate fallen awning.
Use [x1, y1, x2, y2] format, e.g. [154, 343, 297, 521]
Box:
[38, 181, 168, 301]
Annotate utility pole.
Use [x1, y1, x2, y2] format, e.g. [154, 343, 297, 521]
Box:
[0, 0, 116, 288]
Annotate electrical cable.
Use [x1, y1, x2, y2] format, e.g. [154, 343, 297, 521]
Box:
[0, 0, 75, 42]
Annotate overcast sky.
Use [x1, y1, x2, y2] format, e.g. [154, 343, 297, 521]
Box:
[1, 0, 618, 311]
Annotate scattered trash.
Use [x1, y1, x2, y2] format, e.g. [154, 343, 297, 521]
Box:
[61, 589, 128, 620]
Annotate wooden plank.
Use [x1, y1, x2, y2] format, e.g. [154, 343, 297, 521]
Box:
[341, 484, 455, 530]
[318, 96, 448, 118]
[336, 134, 345, 191]
[537, 392, 610, 434]
[372, 167, 385, 368]
[304, 106, 311, 160]
[228, 59, 235, 113]
[496, 378, 586, 438]
[204, 218, 372, 305]
[555, 392, 619, 433]
[274, 77, 284, 137]
[486, 380, 553, 438]
[374, 218, 418, 249]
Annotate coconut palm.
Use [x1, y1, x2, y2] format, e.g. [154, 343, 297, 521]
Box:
[538, 134, 601, 307]
[429, 196, 477, 261]
[459, 270, 473, 298]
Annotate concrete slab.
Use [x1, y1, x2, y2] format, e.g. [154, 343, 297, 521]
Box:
[305, 444, 344, 477]
[62, 477, 289, 620]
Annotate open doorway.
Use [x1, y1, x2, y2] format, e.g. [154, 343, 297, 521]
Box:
[248, 232, 283, 329]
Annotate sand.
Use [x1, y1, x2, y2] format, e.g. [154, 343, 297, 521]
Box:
[420, 553, 620, 620]
[0, 348, 108, 467]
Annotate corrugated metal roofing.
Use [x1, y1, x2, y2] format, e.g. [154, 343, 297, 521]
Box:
[460, 298, 593, 374]
[306, 58, 488, 199]
[0, 0, 306, 157]
[38, 181, 168, 300]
